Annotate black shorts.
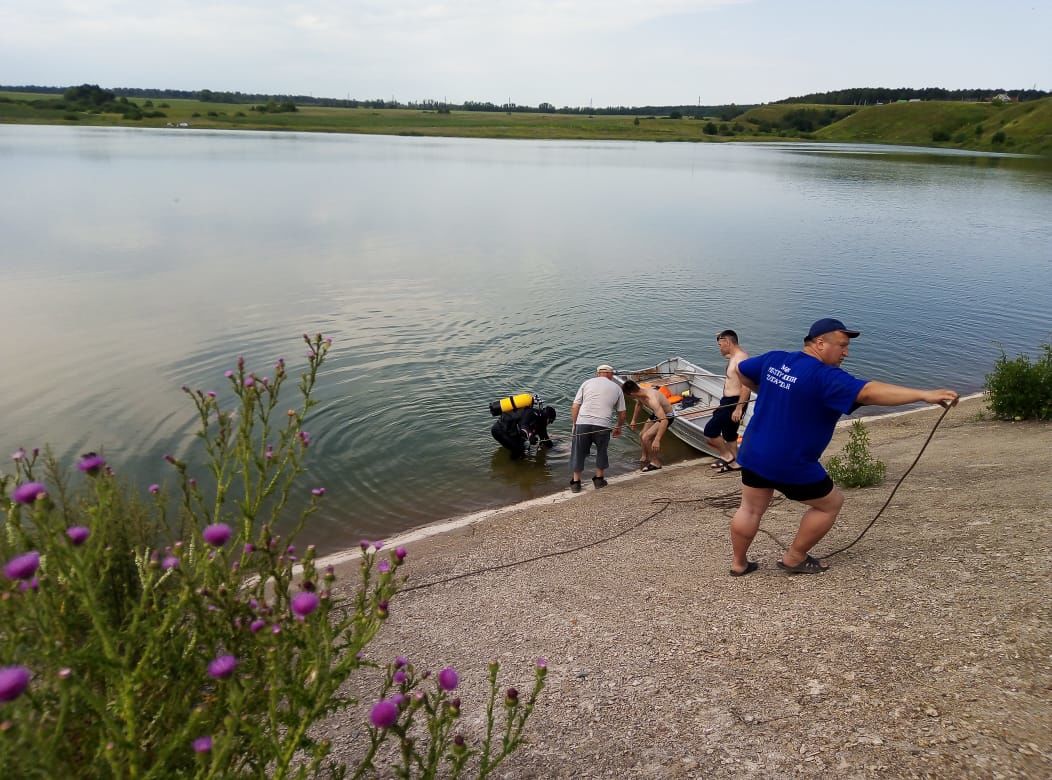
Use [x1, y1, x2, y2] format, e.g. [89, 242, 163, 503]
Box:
[647, 414, 674, 425]
[703, 396, 746, 442]
[740, 467, 835, 502]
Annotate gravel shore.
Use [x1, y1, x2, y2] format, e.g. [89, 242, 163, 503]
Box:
[321, 397, 1051, 778]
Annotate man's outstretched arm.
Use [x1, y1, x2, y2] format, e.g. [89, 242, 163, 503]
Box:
[856, 382, 958, 407]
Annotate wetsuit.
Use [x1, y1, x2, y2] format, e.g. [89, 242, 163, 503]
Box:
[491, 408, 553, 459]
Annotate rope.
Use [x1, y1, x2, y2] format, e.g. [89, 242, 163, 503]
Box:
[819, 402, 953, 560]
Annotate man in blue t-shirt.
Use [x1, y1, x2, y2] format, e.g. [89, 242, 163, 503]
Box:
[727, 318, 958, 577]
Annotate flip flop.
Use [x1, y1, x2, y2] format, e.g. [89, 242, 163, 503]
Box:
[714, 463, 742, 475]
[709, 459, 729, 470]
[729, 560, 759, 577]
[640, 463, 662, 472]
[777, 554, 828, 575]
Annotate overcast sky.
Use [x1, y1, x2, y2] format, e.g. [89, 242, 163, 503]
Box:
[2, 0, 1049, 107]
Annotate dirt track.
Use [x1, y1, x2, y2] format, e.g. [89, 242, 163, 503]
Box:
[323, 398, 1051, 778]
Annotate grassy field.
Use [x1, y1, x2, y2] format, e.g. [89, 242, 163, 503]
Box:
[2, 90, 1050, 155]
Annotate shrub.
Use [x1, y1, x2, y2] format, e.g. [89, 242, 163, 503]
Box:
[702, 121, 717, 135]
[931, 129, 951, 142]
[826, 420, 886, 488]
[991, 130, 1006, 144]
[984, 344, 1052, 420]
[1, 335, 546, 778]
[668, 110, 682, 119]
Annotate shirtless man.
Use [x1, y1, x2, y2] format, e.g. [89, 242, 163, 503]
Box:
[704, 329, 750, 473]
[621, 380, 674, 471]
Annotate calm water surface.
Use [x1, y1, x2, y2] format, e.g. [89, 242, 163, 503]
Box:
[2, 125, 1050, 551]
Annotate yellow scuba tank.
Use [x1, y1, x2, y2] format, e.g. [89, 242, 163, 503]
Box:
[489, 393, 535, 416]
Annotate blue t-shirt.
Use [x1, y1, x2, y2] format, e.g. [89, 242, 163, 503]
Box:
[737, 351, 868, 484]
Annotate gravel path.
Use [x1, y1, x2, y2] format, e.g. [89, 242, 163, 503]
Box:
[321, 398, 1051, 778]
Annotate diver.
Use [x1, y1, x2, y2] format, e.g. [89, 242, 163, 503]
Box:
[491, 405, 557, 460]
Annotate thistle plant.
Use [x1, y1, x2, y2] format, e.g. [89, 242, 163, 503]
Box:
[826, 418, 886, 488]
[0, 334, 546, 778]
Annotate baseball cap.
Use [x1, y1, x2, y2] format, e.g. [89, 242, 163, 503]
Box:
[596, 364, 615, 373]
[805, 318, 861, 341]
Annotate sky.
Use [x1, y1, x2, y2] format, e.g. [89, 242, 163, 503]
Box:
[2, 0, 1049, 107]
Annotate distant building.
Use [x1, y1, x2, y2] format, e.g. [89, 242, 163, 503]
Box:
[992, 93, 1012, 103]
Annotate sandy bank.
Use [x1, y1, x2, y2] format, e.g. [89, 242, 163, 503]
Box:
[322, 397, 1051, 778]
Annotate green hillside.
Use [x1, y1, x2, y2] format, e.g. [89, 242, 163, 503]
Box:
[815, 98, 1052, 156]
[2, 87, 1051, 155]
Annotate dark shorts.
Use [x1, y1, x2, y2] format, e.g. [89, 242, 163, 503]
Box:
[570, 424, 612, 472]
[741, 467, 835, 503]
[703, 395, 746, 442]
[647, 414, 674, 425]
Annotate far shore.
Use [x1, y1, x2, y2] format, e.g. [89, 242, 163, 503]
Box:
[318, 394, 1050, 777]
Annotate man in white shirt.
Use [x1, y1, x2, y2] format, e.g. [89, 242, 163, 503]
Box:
[570, 364, 627, 493]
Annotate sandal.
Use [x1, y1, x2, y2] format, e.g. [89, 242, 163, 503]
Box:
[714, 463, 742, 475]
[777, 554, 828, 574]
[640, 463, 662, 472]
[709, 459, 728, 470]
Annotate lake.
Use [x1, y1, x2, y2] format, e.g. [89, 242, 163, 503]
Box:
[1, 125, 1050, 552]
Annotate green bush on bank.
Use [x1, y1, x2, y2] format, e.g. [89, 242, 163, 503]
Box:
[826, 419, 886, 488]
[985, 343, 1052, 420]
[1, 335, 546, 778]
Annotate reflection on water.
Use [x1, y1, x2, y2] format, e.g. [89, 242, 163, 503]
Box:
[1, 126, 1050, 552]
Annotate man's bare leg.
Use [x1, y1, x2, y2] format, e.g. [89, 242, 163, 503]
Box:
[782, 488, 845, 570]
[730, 485, 774, 573]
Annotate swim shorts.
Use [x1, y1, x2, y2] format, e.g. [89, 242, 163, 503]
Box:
[740, 467, 835, 502]
[702, 395, 746, 442]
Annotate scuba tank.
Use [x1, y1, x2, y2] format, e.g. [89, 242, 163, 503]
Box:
[489, 392, 535, 416]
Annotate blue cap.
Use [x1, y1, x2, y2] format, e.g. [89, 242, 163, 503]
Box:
[806, 318, 860, 341]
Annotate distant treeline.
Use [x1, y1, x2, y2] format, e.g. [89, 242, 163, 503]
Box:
[1, 84, 750, 118]
[5, 83, 1048, 114]
[779, 87, 1049, 104]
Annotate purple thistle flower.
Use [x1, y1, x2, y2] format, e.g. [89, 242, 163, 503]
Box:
[249, 619, 266, 634]
[66, 526, 90, 546]
[394, 655, 408, 668]
[161, 555, 180, 571]
[0, 666, 30, 702]
[58, 668, 72, 680]
[291, 592, 319, 618]
[243, 543, 255, 555]
[369, 698, 399, 729]
[438, 666, 459, 692]
[11, 448, 26, 461]
[243, 376, 255, 388]
[12, 482, 47, 505]
[206, 390, 217, 398]
[311, 487, 325, 497]
[373, 540, 384, 550]
[202, 523, 232, 547]
[207, 654, 237, 680]
[359, 539, 371, 551]
[224, 370, 234, 378]
[299, 431, 311, 448]
[4, 551, 40, 581]
[18, 578, 39, 593]
[377, 559, 391, 574]
[271, 624, 282, 635]
[77, 453, 106, 476]
[536, 657, 548, 670]
[395, 546, 408, 561]
[264, 445, 274, 460]
[192, 735, 212, 754]
[148, 484, 160, 495]
[393, 669, 407, 685]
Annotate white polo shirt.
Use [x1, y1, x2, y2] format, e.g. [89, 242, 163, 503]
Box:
[573, 376, 626, 427]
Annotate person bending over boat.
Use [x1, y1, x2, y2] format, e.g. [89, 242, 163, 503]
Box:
[727, 318, 958, 577]
[491, 405, 557, 460]
[704, 329, 750, 474]
[621, 380, 674, 472]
